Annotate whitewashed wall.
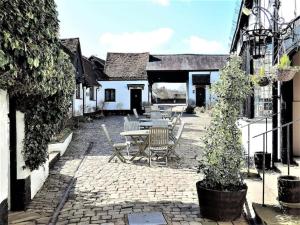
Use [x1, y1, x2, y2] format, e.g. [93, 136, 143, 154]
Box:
[16, 112, 49, 199]
[188, 71, 220, 107]
[239, 119, 273, 156]
[84, 87, 97, 113]
[279, 0, 300, 23]
[30, 161, 49, 198]
[96, 80, 149, 110]
[73, 83, 83, 117]
[0, 89, 9, 208]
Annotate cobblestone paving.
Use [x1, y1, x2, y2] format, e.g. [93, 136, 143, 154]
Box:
[10, 113, 248, 225]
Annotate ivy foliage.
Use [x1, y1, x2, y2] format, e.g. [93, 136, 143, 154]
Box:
[199, 56, 252, 191]
[0, 0, 75, 170]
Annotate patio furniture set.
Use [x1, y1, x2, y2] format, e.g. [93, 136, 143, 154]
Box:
[102, 106, 185, 166]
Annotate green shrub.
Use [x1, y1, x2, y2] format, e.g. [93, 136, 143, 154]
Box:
[0, 0, 74, 170]
[199, 55, 252, 191]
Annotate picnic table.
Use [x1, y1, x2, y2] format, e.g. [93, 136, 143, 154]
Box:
[120, 130, 149, 161]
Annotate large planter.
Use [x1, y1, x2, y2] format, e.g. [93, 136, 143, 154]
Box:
[277, 68, 297, 82]
[278, 175, 300, 212]
[196, 181, 247, 221]
[254, 152, 271, 170]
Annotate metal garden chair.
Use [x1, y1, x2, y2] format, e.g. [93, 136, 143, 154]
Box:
[101, 124, 127, 163]
[168, 122, 185, 160]
[148, 127, 170, 166]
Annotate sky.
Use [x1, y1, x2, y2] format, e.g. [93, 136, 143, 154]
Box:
[56, 0, 239, 60]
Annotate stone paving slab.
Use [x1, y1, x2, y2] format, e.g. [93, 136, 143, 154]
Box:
[9, 113, 249, 225]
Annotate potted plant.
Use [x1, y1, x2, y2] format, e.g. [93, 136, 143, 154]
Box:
[186, 99, 196, 114]
[251, 66, 271, 87]
[197, 56, 252, 221]
[254, 151, 271, 170]
[276, 54, 300, 82]
[278, 175, 300, 214]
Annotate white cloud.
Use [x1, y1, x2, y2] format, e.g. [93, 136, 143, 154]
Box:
[151, 0, 170, 6]
[99, 28, 174, 57]
[184, 36, 227, 54]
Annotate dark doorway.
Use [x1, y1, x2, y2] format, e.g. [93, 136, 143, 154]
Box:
[9, 98, 30, 211]
[131, 89, 142, 114]
[195, 86, 206, 107]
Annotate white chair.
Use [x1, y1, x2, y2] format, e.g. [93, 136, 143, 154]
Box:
[168, 122, 185, 160]
[124, 120, 140, 131]
[133, 108, 139, 119]
[162, 108, 172, 119]
[124, 116, 129, 124]
[151, 105, 159, 110]
[144, 106, 151, 113]
[152, 119, 168, 128]
[177, 107, 184, 124]
[127, 114, 133, 121]
[124, 120, 140, 155]
[169, 114, 180, 140]
[101, 124, 127, 163]
[151, 111, 162, 119]
[149, 127, 170, 166]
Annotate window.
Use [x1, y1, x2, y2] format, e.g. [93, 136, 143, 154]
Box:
[253, 48, 273, 117]
[105, 89, 115, 102]
[76, 84, 81, 99]
[254, 86, 272, 117]
[90, 87, 95, 100]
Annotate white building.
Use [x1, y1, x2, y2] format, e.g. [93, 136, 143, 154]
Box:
[96, 52, 228, 113]
[0, 89, 9, 224]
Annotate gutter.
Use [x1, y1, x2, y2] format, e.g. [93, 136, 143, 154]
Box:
[230, 0, 246, 53]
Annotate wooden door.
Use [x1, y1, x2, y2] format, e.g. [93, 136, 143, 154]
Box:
[196, 86, 206, 107]
[131, 89, 142, 114]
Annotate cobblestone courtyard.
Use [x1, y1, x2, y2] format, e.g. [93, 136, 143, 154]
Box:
[10, 113, 248, 225]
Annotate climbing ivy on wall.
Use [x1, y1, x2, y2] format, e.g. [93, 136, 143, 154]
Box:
[0, 0, 75, 170]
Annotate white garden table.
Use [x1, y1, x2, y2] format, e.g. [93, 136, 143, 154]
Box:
[120, 130, 149, 161]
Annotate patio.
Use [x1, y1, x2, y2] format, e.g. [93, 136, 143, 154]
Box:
[9, 112, 248, 225]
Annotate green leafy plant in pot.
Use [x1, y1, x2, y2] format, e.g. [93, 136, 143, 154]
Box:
[197, 55, 252, 221]
[276, 54, 300, 82]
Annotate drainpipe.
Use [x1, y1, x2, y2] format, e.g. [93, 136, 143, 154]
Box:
[82, 85, 85, 116]
[272, 0, 280, 166]
[96, 87, 99, 111]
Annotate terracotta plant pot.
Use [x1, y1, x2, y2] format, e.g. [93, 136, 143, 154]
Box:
[196, 181, 247, 221]
[277, 68, 297, 82]
[278, 175, 300, 214]
[254, 151, 271, 170]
